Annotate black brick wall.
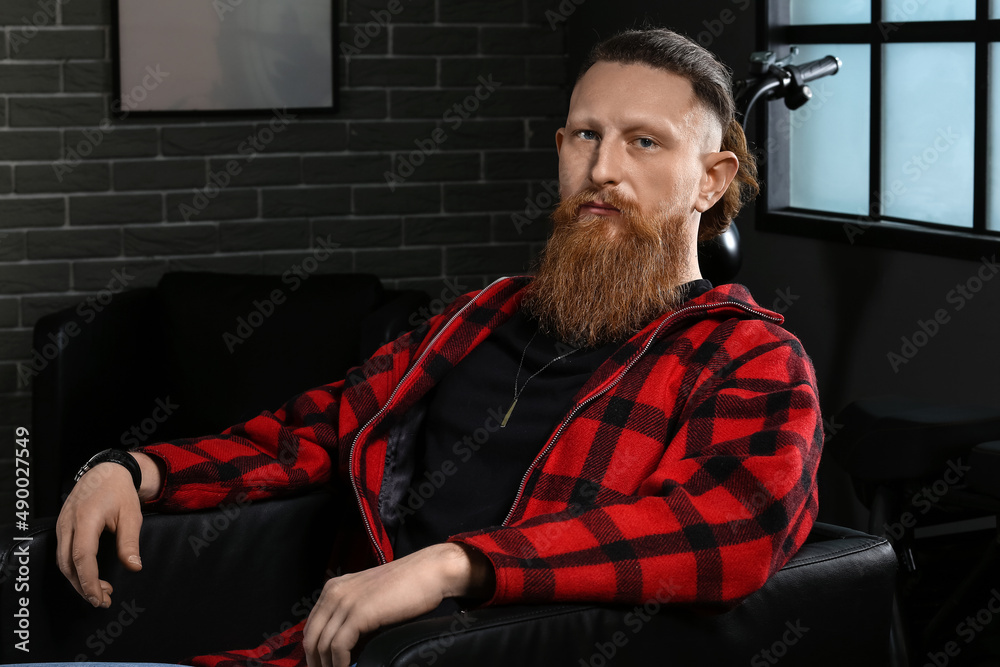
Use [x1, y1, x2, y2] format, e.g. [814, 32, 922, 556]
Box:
[0, 0, 571, 475]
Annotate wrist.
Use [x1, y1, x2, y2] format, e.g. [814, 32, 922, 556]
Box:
[438, 542, 495, 600]
[75, 448, 140, 490]
[129, 451, 164, 503]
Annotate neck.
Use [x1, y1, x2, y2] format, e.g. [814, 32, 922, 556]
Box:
[677, 234, 703, 285]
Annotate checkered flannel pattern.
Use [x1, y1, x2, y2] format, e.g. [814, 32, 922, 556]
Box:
[135, 278, 823, 665]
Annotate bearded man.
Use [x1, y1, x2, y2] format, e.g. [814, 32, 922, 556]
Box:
[56, 27, 822, 667]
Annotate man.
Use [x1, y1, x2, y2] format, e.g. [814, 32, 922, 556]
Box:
[57, 27, 822, 667]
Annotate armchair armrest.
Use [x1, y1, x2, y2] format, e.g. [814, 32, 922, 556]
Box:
[0, 492, 338, 663]
[358, 523, 897, 667]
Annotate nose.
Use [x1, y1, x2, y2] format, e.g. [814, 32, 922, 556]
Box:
[588, 139, 623, 188]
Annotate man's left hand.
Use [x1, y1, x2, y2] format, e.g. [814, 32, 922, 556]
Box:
[303, 542, 494, 667]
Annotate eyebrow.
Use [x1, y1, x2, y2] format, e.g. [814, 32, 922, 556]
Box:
[567, 114, 681, 139]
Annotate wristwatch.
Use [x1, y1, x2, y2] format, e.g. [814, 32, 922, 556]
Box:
[74, 448, 142, 491]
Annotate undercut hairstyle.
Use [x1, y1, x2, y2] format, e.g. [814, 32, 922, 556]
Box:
[578, 28, 759, 240]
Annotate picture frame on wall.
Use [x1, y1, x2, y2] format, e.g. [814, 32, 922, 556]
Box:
[112, 0, 337, 117]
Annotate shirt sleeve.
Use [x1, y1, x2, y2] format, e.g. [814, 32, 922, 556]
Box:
[449, 320, 823, 608]
[131, 320, 436, 512]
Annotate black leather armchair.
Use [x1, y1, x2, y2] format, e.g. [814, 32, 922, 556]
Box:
[0, 491, 896, 665]
[29, 271, 429, 517]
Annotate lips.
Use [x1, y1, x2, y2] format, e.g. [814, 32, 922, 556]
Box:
[580, 200, 621, 215]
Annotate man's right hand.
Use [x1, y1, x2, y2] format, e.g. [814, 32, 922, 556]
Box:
[55, 452, 162, 608]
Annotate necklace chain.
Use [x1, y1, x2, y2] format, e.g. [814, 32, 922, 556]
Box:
[500, 331, 578, 428]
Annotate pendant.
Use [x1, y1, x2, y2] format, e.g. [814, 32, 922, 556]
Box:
[500, 397, 518, 428]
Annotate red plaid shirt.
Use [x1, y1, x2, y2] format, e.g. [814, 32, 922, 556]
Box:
[136, 278, 822, 666]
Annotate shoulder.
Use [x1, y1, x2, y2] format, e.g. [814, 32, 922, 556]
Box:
[699, 319, 820, 413]
[663, 287, 817, 393]
[681, 283, 810, 361]
[722, 317, 809, 360]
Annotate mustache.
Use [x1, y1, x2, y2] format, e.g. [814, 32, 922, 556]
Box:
[556, 187, 642, 221]
[553, 187, 662, 244]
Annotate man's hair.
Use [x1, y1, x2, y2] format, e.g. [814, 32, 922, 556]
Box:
[578, 28, 759, 240]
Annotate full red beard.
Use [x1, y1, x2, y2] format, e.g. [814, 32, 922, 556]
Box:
[522, 186, 690, 348]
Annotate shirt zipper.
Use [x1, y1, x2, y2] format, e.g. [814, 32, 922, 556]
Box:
[501, 299, 781, 527]
[349, 276, 514, 564]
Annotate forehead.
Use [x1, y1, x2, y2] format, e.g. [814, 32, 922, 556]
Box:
[568, 61, 701, 130]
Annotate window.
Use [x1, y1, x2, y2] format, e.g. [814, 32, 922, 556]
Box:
[758, 0, 1000, 256]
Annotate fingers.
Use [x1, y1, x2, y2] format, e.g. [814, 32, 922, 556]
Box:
[319, 622, 359, 667]
[56, 514, 105, 606]
[115, 502, 143, 572]
[303, 600, 332, 667]
[55, 517, 84, 599]
[316, 605, 351, 667]
[304, 583, 358, 667]
[325, 644, 352, 667]
[71, 517, 107, 607]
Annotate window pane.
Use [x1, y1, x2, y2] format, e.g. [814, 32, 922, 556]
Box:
[788, 44, 871, 216]
[882, 43, 975, 227]
[993, 0, 1000, 18]
[883, 0, 975, 21]
[789, 0, 871, 24]
[990, 44, 1000, 231]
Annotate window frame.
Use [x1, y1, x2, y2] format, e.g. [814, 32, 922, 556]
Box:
[754, 0, 1000, 259]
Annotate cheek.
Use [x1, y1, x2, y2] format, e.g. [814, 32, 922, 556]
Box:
[558, 155, 592, 199]
[557, 161, 572, 195]
[671, 162, 706, 203]
[644, 166, 700, 215]
[640, 166, 683, 203]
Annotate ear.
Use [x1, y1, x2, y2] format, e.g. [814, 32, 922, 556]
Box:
[695, 150, 739, 213]
[555, 127, 566, 155]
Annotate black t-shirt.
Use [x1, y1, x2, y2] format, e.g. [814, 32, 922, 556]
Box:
[392, 279, 713, 557]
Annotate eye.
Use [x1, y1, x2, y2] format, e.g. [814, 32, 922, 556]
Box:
[635, 137, 656, 149]
[575, 130, 598, 141]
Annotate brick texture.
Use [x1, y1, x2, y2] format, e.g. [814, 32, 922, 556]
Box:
[0, 3, 569, 435]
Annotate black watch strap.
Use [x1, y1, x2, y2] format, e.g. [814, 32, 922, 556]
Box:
[75, 448, 142, 491]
